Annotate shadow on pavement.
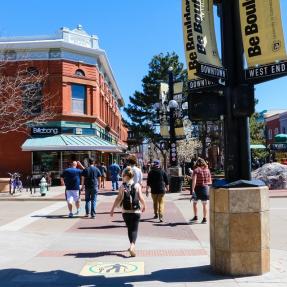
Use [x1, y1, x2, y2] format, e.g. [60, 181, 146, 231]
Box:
[78, 224, 126, 230]
[153, 222, 191, 227]
[32, 215, 69, 219]
[98, 191, 118, 196]
[64, 250, 128, 259]
[0, 266, 233, 287]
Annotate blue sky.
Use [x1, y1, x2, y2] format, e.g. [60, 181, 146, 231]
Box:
[0, 0, 287, 112]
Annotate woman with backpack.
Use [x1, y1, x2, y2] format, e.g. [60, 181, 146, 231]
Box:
[110, 166, 146, 257]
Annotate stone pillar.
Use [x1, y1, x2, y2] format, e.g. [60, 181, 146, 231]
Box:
[210, 186, 270, 275]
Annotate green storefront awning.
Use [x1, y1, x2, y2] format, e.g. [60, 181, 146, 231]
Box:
[275, 134, 287, 143]
[21, 135, 123, 152]
[250, 144, 266, 149]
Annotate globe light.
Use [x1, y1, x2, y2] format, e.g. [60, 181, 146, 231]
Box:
[168, 99, 179, 109]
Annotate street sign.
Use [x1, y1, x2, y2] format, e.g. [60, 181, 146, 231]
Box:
[245, 60, 287, 83]
[188, 79, 218, 91]
[80, 261, 144, 277]
[196, 62, 227, 84]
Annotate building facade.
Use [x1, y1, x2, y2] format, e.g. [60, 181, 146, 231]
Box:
[265, 114, 280, 145]
[0, 26, 128, 181]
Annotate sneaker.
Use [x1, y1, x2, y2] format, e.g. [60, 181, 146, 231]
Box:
[159, 217, 164, 223]
[190, 216, 198, 222]
[201, 218, 207, 224]
[84, 214, 89, 218]
[153, 215, 158, 219]
[68, 212, 73, 218]
[91, 215, 96, 219]
[74, 209, 80, 215]
[129, 248, 136, 257]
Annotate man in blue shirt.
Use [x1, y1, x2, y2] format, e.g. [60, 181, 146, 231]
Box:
[61, 161, 83, 218]
[109, 160, 121, 191]
[80, 158, 102, 218]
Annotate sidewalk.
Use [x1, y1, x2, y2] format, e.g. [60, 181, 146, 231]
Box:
[1, 180, 287, 201]
[0, 180, 116, 201]
[0, 190, 287, 286]
[1, 179, 287, 286]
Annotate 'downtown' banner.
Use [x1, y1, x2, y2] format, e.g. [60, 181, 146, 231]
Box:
[182, 0, 221, 81]
[239, 0, 287, 67]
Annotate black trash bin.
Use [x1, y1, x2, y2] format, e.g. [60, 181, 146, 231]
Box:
[169, 176, 184, 193]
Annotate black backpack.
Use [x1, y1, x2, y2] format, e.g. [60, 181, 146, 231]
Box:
[122, 183, 140, 210]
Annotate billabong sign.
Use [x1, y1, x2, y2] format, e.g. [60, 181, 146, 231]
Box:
[245, 60, 287, 81]
[31, 127, 60, 136]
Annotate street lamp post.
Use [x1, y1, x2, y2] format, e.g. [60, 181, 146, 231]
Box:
[168, 67, 182, 178]
[168, 67, 177, 167]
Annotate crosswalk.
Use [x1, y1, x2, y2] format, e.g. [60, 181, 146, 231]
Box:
[0, 202, 66, 231]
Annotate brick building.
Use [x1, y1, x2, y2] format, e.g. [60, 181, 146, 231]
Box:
[0, 25, 128, 181]
[265, 114, 281, 145]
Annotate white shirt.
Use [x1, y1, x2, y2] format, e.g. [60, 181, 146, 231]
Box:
[131, 165, 143, 185]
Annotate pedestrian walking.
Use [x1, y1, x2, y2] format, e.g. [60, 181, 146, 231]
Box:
[80, 158, 102, 218]
[61, 161, 83, 218]
[109, 160, 121, 191]
[127, 155, 143, 185]
[98, 162, 107, 189]
[146, 160, 169, 222]
[110, 167, 146, 257]
[190, 158, 212, 224]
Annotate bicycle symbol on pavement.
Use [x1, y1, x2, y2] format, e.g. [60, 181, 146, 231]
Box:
[81, 261, 144, 277]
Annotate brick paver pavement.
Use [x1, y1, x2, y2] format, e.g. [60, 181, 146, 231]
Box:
[69, 201, 199, 242]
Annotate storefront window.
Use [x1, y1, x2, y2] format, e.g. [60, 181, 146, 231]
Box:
[72, 84, 86, 114]
[33, 151, 60, 175]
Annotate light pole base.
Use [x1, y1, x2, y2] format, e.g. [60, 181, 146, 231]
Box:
[168, 166, 183, 193]
[168, 166, 182, 177]
[210, 186, 270, 275]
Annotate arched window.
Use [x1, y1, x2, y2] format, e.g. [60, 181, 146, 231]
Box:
[75, 69, 85, 77]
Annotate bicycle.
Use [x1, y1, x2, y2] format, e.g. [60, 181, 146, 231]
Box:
[8, 172, 23, 195]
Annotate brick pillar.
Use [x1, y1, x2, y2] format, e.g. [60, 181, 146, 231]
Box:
[210, 186, 270, 275]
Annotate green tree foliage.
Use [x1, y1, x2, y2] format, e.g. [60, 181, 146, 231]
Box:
[250, 112, 268, 160]
[124, 52, 185, 162]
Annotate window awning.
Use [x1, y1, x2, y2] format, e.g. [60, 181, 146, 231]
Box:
[21, 135, 123, 152]
[250, 144, 266, 149]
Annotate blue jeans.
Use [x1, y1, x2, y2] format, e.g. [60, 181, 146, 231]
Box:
[112, 180, 119, 191]
[85, 188, 97, 216]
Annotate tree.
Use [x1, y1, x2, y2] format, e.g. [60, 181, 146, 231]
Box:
[0, 63, 57, 134]
[124, 52, 186, 169]
[250, 112, 268, 160]
[177, 138, 201, 164]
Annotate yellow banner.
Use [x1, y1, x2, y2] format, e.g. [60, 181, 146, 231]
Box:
[239, 0, 287, 67]
[182, 0, 221, 80]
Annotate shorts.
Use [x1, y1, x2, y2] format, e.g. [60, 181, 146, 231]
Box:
[192, 185, 209, 202]
[66, 190, 80, 204]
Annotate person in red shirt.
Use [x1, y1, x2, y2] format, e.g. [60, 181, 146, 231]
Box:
[190, 158, 212, 224]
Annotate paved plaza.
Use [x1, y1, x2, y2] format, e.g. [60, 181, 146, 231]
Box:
[1, 181, 287, 286]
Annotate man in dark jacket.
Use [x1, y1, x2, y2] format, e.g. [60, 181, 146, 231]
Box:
[146, 160, 169, 222]
[80, 158, 102, 218]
